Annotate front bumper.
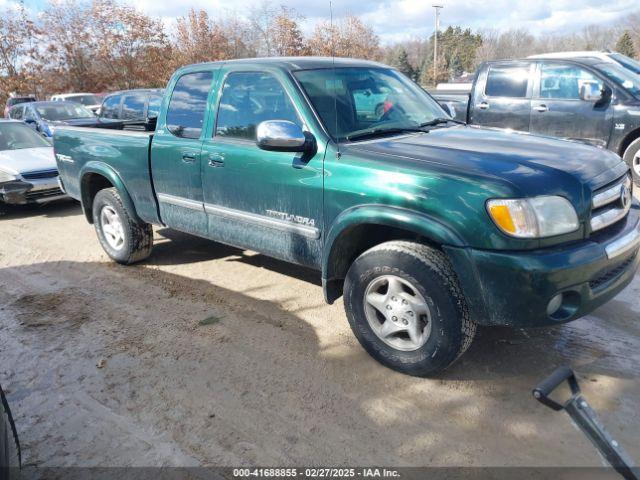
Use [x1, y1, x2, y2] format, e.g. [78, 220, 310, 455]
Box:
[446, 201, 640, 328]
[0, 178, 67, 206]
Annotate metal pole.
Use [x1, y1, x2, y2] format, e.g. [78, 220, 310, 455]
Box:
[432, 5, 443, 85]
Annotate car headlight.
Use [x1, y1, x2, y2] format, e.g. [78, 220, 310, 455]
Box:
[487, 196, 579, 238]
[0, 169, 17, 183]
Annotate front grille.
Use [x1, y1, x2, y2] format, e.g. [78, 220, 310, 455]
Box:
[21, 169, 59, 180]
[25, 187, 63, 200]
[589, 250, 637, 290]
[590, 174, 632, 233]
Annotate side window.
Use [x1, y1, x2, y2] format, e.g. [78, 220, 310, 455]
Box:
[485, 65, 530, 98]
[166, 71, 213, 139]
[539, 63, 602, 100]
[215, 71, 300, 140]
[24, 107, 36, 121]
[121, 94, 146, 120]
[101, 96, 121, 119]
[10, 106, 23, 120]
[147, 95, 162, 118]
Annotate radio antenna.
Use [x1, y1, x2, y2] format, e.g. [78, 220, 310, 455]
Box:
[329, 1, 340, 158]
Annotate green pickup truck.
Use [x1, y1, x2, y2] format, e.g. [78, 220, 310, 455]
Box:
[54, 58, 640, 376]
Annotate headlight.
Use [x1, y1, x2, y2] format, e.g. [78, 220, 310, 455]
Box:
[0, 169, 17, 183]
[487, 196, 579, 238]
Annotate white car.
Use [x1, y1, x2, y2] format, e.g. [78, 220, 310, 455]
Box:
[528, 51, 640, 76]
[50, 93, 103, 114]
[0, 120, 66, 210]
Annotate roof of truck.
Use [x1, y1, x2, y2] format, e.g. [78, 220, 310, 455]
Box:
[179, 57, 388, 73]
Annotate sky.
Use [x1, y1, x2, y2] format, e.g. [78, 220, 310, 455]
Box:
[15, 0, 640, 44]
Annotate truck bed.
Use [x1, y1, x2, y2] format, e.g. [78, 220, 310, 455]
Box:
[53, 127, 160, 224]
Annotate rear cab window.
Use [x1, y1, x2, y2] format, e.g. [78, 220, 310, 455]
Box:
[166, 71, 214, 139]
[100, 95, 122, 119]
[121, 94, 146, 120]
[485, 64, 531, 98]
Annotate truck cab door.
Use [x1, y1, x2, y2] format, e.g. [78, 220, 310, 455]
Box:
[150, 70, 217, 235]
[530, 62, 614, 148]
[469, 62, 534, 132]
[200, 68, 325, 268]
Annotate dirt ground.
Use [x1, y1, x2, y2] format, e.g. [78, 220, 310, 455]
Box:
[0, 199, 639, 469]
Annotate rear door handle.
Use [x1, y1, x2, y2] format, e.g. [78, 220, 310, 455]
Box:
[534, 104, 549, 113]
[181, 152, 198, 163]
[208, 153, 225, 167]
[478, 102, 490, 110]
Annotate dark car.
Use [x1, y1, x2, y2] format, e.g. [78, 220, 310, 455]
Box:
[8, 101, 122, 138]
[3, 95, 36, 118]
[98, 89, 164, 130]
[431, 57, 640, 186]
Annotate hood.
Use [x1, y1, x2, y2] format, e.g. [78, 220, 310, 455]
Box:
[348, 125, 624, 189]
[0, 147, 56, 176]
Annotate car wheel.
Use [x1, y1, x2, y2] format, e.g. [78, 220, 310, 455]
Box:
[92, 188, 153, 264]
[343, 240, 476, 376]
[623, 137, 640, 187]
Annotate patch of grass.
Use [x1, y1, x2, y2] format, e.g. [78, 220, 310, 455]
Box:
[199, 315, 221, 326]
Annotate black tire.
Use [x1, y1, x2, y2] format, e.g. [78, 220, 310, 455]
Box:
[623, 137, 640, 187]
[0, 384, 20, 475]
[92, 188, 153, 264]
[343, 241, 476, 377]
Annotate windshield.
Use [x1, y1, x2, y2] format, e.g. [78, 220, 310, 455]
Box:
[294, 67, 447, 141]
[597, 63, 640, 98]
[609, 53, 640, 75]
[36, 103, 96, 121]
[0, 122, 51, 150]
[66, 94, 102, 106]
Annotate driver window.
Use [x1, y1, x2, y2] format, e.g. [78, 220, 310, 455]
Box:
[539, 63, 602, 100]
[24, 107, 36, 121]
[215, 71, 300, 140]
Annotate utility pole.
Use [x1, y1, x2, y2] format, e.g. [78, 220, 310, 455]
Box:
[432, 4, 443, 85]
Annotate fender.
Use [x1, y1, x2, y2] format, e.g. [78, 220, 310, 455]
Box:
[321, 204, 465, 302]
[79, 161, 141, 224]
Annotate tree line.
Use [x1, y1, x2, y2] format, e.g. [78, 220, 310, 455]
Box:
[1, 0, 639, 107]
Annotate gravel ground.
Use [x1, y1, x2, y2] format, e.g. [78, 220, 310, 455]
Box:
[0, 199, 639, 469]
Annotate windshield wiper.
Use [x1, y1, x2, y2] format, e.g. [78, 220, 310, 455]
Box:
[418, 117, 466, 127]
[346, 127, 427, 142]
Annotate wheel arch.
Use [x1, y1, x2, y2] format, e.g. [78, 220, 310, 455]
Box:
[322, 205, 464, 304]
[619, 127, 640, 158]
[79, 162, 140, 224]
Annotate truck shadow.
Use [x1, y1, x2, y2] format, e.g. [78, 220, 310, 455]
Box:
[1, 260, 638, 466]
[0, 200, 81, 220]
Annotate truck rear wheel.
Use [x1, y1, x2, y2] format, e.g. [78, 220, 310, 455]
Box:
[92, 188, 153, 264]
[623, 137, 640, 187]
[343, 241, 476, 376]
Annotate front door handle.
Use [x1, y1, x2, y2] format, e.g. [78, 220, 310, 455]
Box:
[478, 102, 490, 110]
[534, 104, 549, 113]
[208, 153, 225, 167]
[181, 152, 198, 163]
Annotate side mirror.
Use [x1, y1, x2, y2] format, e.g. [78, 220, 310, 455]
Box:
[256, 120, 312, 152]
[579, 82, 604, 102]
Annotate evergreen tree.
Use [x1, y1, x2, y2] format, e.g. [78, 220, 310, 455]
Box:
[616, 31, 636, 58]
[389, 46, 416, 80]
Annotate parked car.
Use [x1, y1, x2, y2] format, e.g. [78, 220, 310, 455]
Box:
[529, 51, 640, 76]
[98, 89, 164, 130]
[8, 101, 122, 138]
[430, 57, 640, 185]
[0, 120, 66, 211]
[54, 58, 639, 376]
[50, 93, 104, 113]
[3, 95, 36, 118]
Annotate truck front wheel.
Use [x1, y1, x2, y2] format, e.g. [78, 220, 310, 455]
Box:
[92, 188, 153, 264]
[343, 241, 476, 376]
[623, 137, 640, 187]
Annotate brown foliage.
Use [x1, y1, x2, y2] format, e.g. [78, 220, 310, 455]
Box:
[308, 15, 381, 60]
